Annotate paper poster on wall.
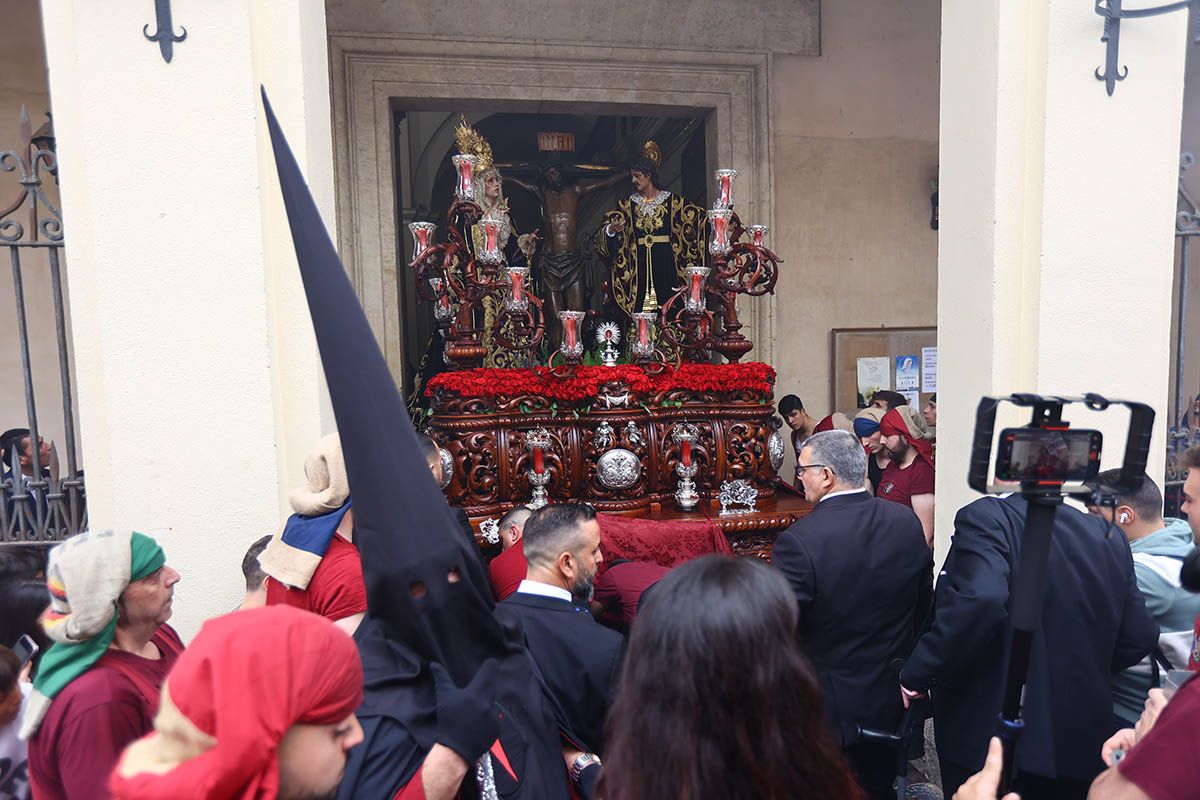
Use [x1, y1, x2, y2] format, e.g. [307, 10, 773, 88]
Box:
[901, 390, 921, 408]
[921, 346, 938, 393]
[856, 357, 891, 407]
[896, 355, 920, 391]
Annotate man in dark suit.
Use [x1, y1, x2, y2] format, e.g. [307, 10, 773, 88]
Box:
[772, 429, 933, 799]
[496, 502, 624, 758]
[900, 494, 1158, 800]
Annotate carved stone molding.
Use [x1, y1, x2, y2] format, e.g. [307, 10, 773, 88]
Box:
[328, 33, 778, 384]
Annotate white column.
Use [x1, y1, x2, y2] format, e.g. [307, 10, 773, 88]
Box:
[40, 0, 335, 637]
[937, 2, 1188, 558]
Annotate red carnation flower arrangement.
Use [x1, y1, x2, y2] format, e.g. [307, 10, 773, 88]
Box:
[427, 362, 777, 404]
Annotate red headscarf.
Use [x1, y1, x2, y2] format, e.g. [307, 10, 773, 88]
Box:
[812, 413, 854, 434]
[110, 605, 363, 800]
[880, 406, 935, 467]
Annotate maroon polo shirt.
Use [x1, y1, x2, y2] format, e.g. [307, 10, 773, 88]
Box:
[489, 540, 528, 601]
[594, 561, 671, 625]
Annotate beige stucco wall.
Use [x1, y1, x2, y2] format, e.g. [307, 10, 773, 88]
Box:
[772, 0, 941, 477]
[0, 0, 76, 461]
[40, 0, 335, 639]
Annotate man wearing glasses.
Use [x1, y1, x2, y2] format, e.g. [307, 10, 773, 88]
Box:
[772, 430, 933, 800]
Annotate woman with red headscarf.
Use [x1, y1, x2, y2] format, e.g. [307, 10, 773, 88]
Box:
[109, 605, 364, 800]
[878, 406, 936, 546]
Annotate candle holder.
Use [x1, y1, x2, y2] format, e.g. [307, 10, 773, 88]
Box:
[683, 265, 710, 314]
[478, 216, 504, 266]
[707, 208, 732, 256]
[408, 221, 437, 260]
[630, 311, 656, 362]
[428, 276, 456, 324]
[526, 427, 552, 509]
[595, 321, 622, 367]
[504, 266, 529, 312]
[714, 168, 737, 209]
[558, 310, 586, 362]
[671, 422, 700, 511]
[747, 224, 768, 247]
[451, 154, 478, 201]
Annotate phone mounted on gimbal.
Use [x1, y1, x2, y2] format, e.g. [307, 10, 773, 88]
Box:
[969, 393, 1155, 499]
[967, 393, 1155, 796]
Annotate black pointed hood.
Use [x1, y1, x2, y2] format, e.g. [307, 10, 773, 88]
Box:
[260, 88, 518, 684]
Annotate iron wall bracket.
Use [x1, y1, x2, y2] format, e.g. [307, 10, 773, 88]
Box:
[1096, 0, 1200, 96]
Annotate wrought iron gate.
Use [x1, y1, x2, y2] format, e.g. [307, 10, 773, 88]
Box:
[1166, 153, 1200, 515]
[0, 107, 86, 544]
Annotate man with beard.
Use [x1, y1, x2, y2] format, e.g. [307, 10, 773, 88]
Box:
[497, 503, 624, 756]
[878, 405, 936, 546]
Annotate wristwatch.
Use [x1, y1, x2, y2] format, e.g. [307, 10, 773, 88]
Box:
[569, 752, 601, 784]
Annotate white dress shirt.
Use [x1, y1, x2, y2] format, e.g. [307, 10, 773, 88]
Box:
[515, 579, 572, 602]
[819, 487, 868, 503]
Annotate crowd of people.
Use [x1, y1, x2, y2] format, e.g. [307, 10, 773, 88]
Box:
[0, 418, 1198, 800]
[3, 103, 1199, 800]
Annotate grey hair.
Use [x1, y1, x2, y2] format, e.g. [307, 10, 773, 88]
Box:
[802, 430, 867, 488]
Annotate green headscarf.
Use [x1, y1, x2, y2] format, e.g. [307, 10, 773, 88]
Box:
[32, 532, 166, 703]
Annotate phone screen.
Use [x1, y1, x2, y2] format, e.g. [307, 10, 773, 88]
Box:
[11, 634, 38, 667]
[995, 428, 1102, 483]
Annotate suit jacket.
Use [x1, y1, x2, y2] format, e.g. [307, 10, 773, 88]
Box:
[496, 591, 625, 754]
[900, 495, 1157, 782]
[772, 491, 933, 745]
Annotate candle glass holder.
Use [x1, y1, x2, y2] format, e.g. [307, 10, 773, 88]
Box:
[451, 154, 479, 201]
[747, 224, 768, 247]
[408, 221, 437, 260]
[714, 168, 738, 209]
[478, 217, 504, 266]
[684, 265, 710, 314]
[707, 208, 733, 256]
[525, 427, 552, 509]
[504, 266, 529, 312]
[558, 310, 586, 361]
[630, 311, 656, 361]
[671, 422, 700, 511]
[428, 276, 456, 323]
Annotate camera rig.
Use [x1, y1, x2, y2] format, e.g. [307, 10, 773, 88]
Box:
[969, 393, 1155, 499]
[967, 393, 1155, 795]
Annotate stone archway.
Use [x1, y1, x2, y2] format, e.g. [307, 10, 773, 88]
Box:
[329, 34, 777, 382]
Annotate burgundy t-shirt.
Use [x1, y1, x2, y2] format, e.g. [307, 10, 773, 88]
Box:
[594, 561, 671, 625]
[265, 533, 367, 622]
[878, 457, 935, 509]
[489, 541, 527, 602]
[1118, 674, 1200, 799]
[28, 625, 183, 800]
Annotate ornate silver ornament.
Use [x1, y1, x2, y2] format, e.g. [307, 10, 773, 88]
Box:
[596, 448, 641, 490]
[623, 421, 643, 446]
[479, 517, 500, 546]
[718, 479, 759, 515]
[595, 421, 615, 451]
[768, 430, 785, 471]
[437, 447, 454, 489]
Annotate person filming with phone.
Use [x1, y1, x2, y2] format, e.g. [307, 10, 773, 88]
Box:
[900, 461, 1157, 798]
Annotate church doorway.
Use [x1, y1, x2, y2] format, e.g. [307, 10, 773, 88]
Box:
[392, 107, 710, 398]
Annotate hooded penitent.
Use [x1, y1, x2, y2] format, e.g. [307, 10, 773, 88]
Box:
[109, 605, 363, 799]
[20, 529, 166, 739]
[880, 406, 935, 467]
[259, 89, 568, 798]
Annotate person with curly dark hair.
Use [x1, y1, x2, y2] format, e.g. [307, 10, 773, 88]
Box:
[597, 556, 862, 800]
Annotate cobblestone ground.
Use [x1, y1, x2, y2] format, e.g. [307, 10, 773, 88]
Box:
[904, 719, 942, 799]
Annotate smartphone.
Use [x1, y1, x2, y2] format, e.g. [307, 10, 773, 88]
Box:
[995, 427, 1102, 483]
[11, 634, 38, 667]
